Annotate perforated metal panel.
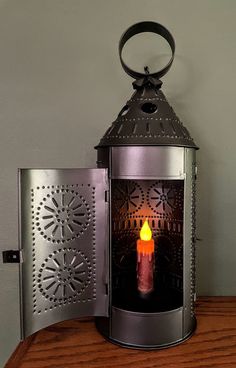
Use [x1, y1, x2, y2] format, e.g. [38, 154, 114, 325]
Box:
[19, 169, 109, 338]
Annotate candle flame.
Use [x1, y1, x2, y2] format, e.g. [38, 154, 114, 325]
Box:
[140, 219, 152, 241]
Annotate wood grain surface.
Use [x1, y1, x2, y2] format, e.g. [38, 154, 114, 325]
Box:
[6, 297, 236, 368]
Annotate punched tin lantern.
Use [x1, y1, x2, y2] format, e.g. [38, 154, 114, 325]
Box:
[1, 21, 198, 362]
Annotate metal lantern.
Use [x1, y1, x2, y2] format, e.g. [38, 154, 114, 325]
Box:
[95, 21, 198, 348]
[1, 21, 198, 364]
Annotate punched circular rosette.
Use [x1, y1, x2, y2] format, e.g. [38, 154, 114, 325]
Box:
[35, 188, 91, 242]
[153, 234, 177, 269]
[147, 181, 178, 216]
[38, 249, 92, 302]
[113, 232, 137, 270]
[113, 180, 144, 215]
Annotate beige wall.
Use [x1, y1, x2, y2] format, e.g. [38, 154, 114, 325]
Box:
[0, 0, 235, 364]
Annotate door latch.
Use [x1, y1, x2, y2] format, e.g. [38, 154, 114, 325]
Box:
[2, 250, 22, 263]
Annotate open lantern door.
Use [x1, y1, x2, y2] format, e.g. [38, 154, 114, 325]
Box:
[20, 168, 109, 338]
[0, 168, 109, 366]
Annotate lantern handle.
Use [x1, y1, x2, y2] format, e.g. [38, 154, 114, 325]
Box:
[119, 21, 175, 80]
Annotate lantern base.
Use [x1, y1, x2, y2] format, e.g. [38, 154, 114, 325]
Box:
[95, 306, 196, 349]
[96, 320, 196, 350]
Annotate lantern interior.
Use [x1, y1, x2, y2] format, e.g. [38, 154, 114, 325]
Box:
[111, 179, 184, 313]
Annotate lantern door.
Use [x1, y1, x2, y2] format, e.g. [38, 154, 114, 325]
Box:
[19, 168, 109, 338]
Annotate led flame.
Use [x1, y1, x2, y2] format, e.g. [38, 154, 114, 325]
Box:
[140, 219, 152, 241]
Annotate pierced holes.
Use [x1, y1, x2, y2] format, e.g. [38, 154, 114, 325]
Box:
[53, 258, 60, 268]
[42, 276, 54, 282]
[170, 120, 176, 134]
[44, 221, 54, 230]
[146, 122, 150, 133]
[75, 271, 85, 275]
[61, 194, 65, 206]
[62, 285, 66, 297]
[42, 215, 53, 220]
[74, 212, 85, 217]
[44, 206, 55, 213]
[45, 267, 56, 272]
[118, 105, 130, 117]
[70, 255, 76, 266]
[52, 225, 58, 236]
[181, 126, 188, 138]
[132, 123, 137, 134]
[72, 203, 82, 211]
[160, 122, 165, 133]
[67, 224, 74, 233]
[69, 282, 75, 292]
[61, 226, 65, 238]
[68, 196, 75, 207]
[74, 262, 83, 270]
[72, 220, 82, 226]
[141, 102, 157, 114]
[54, 284, 60, 296]
[117, 124, 123, 135]
[45, 281, 56, 290]
[106, 125, 114, 136]
[74, 277, 83, 284]
[52, 198, 58, 208]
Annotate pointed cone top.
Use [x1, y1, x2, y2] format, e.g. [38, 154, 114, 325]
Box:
[96, 83, 198, 149]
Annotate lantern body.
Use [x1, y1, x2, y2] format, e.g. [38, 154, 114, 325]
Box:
[95, 141, 197, 348]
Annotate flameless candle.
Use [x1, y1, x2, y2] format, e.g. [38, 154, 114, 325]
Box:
[137, 219, 155, 295]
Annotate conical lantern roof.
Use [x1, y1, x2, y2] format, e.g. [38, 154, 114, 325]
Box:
[96, 79, 197, 149]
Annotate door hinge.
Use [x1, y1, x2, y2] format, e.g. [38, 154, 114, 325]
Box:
[2, 250, 22, 263]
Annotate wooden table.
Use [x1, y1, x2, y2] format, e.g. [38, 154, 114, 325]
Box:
[6, 297, 236, 368]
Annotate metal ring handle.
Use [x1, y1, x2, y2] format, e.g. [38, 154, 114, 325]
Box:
[119, 21, 175, 79]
